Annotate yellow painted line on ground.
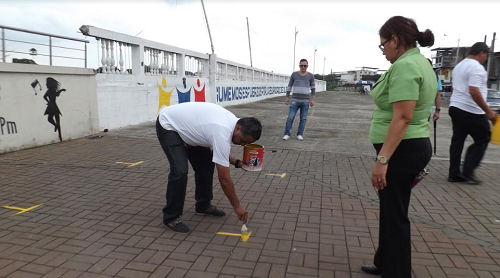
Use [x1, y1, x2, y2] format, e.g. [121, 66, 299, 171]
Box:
[265, 173, 287, 178]
[3, 203, 43, 216]
[216, 231, 252, 242]
[116, 161, 144, 167]
[216, 232, 241, 237]
[253, 110, 265, 117]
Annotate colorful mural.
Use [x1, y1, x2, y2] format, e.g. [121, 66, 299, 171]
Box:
[176, 87, 191, 103]
[194, 79, 206, 102]
[157, 77, 174, 113]
[157, 77, 207, 108]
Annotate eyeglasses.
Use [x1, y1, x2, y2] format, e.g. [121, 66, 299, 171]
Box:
[378, 38, 391, 52]
[299, 65, 308, 67]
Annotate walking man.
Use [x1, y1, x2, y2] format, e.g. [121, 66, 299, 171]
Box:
[156, 102, 262, 233]
[283, 58, 316, 141]
[448, 42, 497, 184]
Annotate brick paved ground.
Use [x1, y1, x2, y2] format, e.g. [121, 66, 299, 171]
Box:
[1, 91, 500, 277]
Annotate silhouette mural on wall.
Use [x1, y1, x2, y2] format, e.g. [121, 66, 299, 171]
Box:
[194, 79, 206, 102]
[30, 79, 42, 95]
[42, 77, 66, 142]
[157, 77, 174, 113]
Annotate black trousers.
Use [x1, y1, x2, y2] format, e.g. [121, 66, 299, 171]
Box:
[156, 118, 215, 223]
[373, 138, 432, 278]
[448, 106, 491, 178]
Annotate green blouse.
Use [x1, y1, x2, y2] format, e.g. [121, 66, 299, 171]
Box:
[369, 48, 436, 144]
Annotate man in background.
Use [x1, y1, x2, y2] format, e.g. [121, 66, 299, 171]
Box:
[282, 58, 316, 141]
[448, 42, 497, 184]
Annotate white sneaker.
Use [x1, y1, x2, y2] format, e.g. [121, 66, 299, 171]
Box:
[297, 135, 304, 141]
[282, 135, 290, 140]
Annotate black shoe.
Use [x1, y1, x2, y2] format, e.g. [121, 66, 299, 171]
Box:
[361, 265, 382, 275]
[460, 173, 481, 185]
[163, 218, 190, 234]
[196, 205, 226, 216]
[448, 175, 468, 183]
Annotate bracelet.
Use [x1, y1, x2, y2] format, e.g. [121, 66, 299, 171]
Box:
[436, 108, 441, 112]
[235, 159, 241, 168]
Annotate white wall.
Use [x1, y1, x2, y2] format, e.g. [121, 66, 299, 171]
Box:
[96, 74, 210, 130]
[96, 74, 292, 129]
[96, 74, 327, 130]
[0, 63, 98, 153]
[215, 81, 288, 107]
[340, 73, 355, 84]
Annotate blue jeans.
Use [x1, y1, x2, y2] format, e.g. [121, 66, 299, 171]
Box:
[284, 101, 309, 136]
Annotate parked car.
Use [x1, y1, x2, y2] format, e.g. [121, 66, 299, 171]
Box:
[487, 89, 500, 113]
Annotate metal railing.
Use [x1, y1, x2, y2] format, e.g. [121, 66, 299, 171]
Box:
[0, 24, 89, 67]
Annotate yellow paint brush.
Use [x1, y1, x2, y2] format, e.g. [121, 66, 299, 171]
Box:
[216, 224, 252, 242]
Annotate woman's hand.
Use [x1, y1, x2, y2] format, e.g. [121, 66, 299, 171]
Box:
[371, 162, 389, 190]
[433, 111, 440, 121]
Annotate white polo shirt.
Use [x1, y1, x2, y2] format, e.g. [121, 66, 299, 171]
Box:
[450, 58, 487, 114]
[158, 102, 238, 167]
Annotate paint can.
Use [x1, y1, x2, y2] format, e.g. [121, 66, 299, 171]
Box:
[242, 144, 264, 171]
[491, 116, 500, 145]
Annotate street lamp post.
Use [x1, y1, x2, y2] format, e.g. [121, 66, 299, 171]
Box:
[323, 57, 326, 79]
[293, 27, 298, 72]
[313, 46, 317, 74]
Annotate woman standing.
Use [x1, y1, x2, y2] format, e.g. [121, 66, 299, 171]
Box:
[362, 16, 435, 277]
[43, 77, 66, 141]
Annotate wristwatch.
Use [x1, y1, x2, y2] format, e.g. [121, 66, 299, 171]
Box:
[234, 159, 241, 168]
[377, 155, 389, 165]
[436, 108, 441, 112]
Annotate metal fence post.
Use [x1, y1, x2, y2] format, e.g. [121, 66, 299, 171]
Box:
[84, 42, 87, 68]
[49, 36, 52, 65]
[1, 28, 5, 62]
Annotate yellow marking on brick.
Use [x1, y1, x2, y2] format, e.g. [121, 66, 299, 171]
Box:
[216, 231, 252, 242]
[116, 161, 144, 167]
[265, 173, 286, 178]
[3, 203, 43, 216]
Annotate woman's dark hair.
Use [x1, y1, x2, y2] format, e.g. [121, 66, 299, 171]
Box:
[237, 117, 262, 140]
[46, 77, 61, 90]
[379, 16, 434, 49]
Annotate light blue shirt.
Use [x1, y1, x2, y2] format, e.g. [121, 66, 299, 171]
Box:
[437, 75, 442, 91]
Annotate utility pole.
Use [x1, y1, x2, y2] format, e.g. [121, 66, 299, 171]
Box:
[313, 46, 317, 75]
[200, 0, 214, 55]
[246, 17, 253, 67]
[322, 57, 326, 79]
[487, 32, 496, 76]
[293, 27, 298, 72]
[454, 33, 460, 65]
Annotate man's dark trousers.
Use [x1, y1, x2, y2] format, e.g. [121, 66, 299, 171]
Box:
[449, 106, 491, 178]
[156, 119, 215, 224]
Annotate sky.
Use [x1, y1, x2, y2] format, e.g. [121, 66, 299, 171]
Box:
[1, 0, 499, 75]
